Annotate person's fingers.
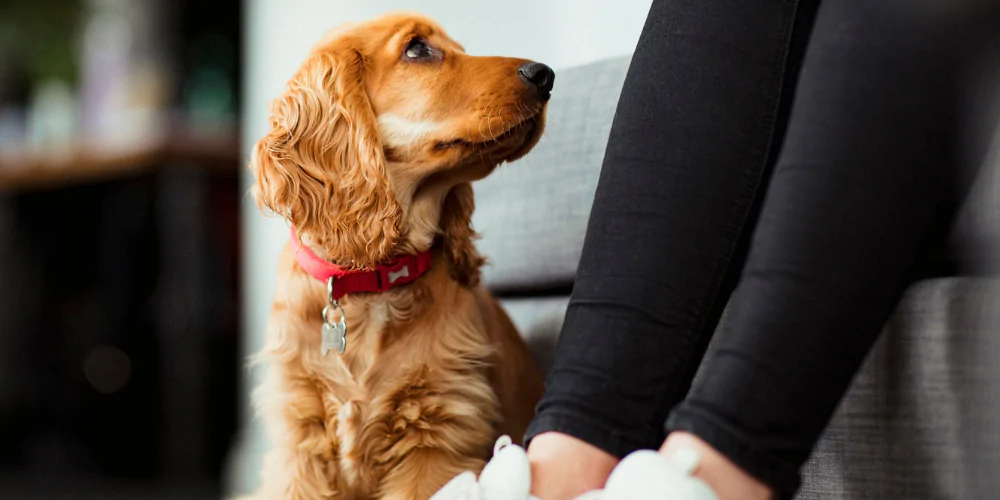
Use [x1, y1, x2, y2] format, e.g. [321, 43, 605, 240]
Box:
[527, 432, 619, 500]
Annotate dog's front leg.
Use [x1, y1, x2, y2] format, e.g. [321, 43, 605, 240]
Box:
[255, 364, 349, 500]
[368, 368, 498, 500]
[378, 447, 485, 500]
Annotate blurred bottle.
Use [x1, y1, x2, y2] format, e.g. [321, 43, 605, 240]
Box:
[78, 0, 174, 150]
[0, 76, 28, 158]
[26, 80, 79, 160]
[0, 48, 28, 155]
[0, 106, 27, 155]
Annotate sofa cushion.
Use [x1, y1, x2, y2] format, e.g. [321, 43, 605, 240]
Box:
[500, 296, 570, 374]
[474, 57, 630, 293]
[501, 278, 1000, 498]
[950, 131, 1000, 271]
[949, 54, 1000, 273]
[795, 278, 1000, 499]
[475, 56, 1000, 293]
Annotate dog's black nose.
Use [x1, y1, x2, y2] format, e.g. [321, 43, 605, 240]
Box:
[518, 62, 555, 100]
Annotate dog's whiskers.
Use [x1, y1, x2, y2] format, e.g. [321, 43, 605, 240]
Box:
[481, 96, 499, 141]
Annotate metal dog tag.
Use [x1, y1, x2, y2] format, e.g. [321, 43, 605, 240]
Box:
[321, 276, 348, 355]
[321, 319, 347, 355]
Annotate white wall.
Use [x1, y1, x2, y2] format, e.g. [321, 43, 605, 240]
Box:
[229, 0, 652, 494]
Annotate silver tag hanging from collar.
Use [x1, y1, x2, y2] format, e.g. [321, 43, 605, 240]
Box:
[321, 277, 347, 355]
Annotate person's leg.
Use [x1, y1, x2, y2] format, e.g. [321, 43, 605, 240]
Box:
[524, 0, 821, 498]
[665, 1, 971, 497]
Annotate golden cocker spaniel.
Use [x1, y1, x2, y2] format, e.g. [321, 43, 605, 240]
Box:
[249, 11, 552, 500]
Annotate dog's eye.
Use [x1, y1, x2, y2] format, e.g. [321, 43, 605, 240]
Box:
[404, 39, 435, 60]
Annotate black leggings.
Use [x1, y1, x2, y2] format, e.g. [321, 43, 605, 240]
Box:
[524, 0, 996, 496]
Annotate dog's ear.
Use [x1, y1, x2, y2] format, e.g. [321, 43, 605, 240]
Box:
[251, 46, 401, 268]
[439, 183, 485, 286]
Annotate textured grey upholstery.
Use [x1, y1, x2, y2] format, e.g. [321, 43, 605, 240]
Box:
[500, 296, 570, 374]
[758, 279, 999, 499]
[475, 55, 999, 287]
[473, 57, 629, 292]
[501, 280, 1000, 498]
[951, 139, 1000, 268]
[482, 54, 1000, 498]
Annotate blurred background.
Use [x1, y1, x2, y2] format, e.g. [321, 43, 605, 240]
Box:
[1, 0, 240, 497]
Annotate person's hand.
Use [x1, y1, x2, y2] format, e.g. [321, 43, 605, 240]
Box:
[659, 432, 773, 500]
[526, 432, 620, 500]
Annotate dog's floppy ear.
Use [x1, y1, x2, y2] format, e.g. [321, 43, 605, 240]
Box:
[439, 183, 485, 286]
[251, 46, 401, 269]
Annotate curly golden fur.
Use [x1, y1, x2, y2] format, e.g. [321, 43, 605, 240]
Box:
[249, 12, 548, 500]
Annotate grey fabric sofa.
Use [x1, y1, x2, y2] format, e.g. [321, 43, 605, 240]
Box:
[473, 57, 1000, 499]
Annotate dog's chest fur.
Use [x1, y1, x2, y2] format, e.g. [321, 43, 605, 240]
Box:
[309, 290, 495, 495]
[258, 260, 499, 499]
[304, 297, 408, 494]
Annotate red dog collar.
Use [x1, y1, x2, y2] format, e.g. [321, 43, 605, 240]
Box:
[290, 227, 433, 301]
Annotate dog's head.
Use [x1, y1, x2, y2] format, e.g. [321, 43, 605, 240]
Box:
[251, 12, 551, 273]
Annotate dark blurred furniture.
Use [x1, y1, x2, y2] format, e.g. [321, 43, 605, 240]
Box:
[0, 126, 241, 498]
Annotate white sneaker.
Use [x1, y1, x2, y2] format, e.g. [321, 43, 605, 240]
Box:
[593, 447, 719, 500]
[430, 438, 718, 500]
[430, 435, 538, 500]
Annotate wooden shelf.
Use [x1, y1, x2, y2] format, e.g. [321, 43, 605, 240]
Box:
[0, 126, 241, 192]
